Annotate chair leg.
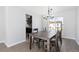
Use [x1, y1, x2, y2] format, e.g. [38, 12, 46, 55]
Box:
[38, 39, 41, 49]
[29, 36, 32, 50]
[56, 43, 60, 52]
[42, 40, 44, 49]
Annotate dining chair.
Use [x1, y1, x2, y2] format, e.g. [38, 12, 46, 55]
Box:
[32, 28, 42, 48]
[50, 21, 62, 52]
[50, 21, 62, 51]
[32, 28, 38, 43]
[50, 30, 62, 52]
[33, 28, 38, 33]
[33, 28, 46, 49]
[42, 30, 62, 52]
[29, 28, 38, 50]
[43, 21, 62, 52]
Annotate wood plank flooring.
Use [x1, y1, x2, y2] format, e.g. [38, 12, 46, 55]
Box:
[0, 39, 79, 52]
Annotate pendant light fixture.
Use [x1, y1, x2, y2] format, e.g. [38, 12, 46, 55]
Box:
[47, 6, 54, 19]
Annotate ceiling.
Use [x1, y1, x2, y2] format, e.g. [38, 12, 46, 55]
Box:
[21, 6, 77, 15]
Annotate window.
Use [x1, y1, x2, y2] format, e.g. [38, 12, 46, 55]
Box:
[48, 17, 63, 31]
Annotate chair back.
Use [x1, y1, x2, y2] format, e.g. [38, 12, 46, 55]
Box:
[55, 21, 62, 51]
[55, 21, 62, 43]
[32, 28, 38, 33]
[55, 30, 62, 51]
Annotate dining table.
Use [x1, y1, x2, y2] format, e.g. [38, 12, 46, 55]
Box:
[29, 30, 56, 52]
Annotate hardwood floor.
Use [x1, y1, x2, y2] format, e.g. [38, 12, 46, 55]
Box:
[0, 39, 79, 52]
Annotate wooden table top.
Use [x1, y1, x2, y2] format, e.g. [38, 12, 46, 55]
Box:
[30, 31, 56, 40]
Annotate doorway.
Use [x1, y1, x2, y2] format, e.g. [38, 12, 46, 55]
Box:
[26, 14, 32, 39]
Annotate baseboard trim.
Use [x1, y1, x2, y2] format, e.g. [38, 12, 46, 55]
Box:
[62, 37, 75, 40]
[76, 40, 79, 45]
[62, 37, 79, 45]
[0, 41, 5, 43]
[5, 39, 26, 47]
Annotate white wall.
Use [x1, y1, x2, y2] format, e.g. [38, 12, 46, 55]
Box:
[24, 9, 42, 31]
[21, 6, 79, 46]
[5, 7, 26, 47]
[76, 7, 79, 44]
[5, 6, 42, 47]
[32, 14, 42, 31]
[54, 8, 76, 40]
[0, 7, 6, 43]
[0, 6, 78, 47]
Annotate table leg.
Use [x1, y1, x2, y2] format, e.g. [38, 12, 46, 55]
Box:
[47, 39, 50, 52]
[38, 39, 41, 49]
[29, 35, 32, 50]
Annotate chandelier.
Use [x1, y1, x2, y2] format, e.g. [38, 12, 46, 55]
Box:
[48, 7, 53, 16]
[42, 6, 54, 20]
